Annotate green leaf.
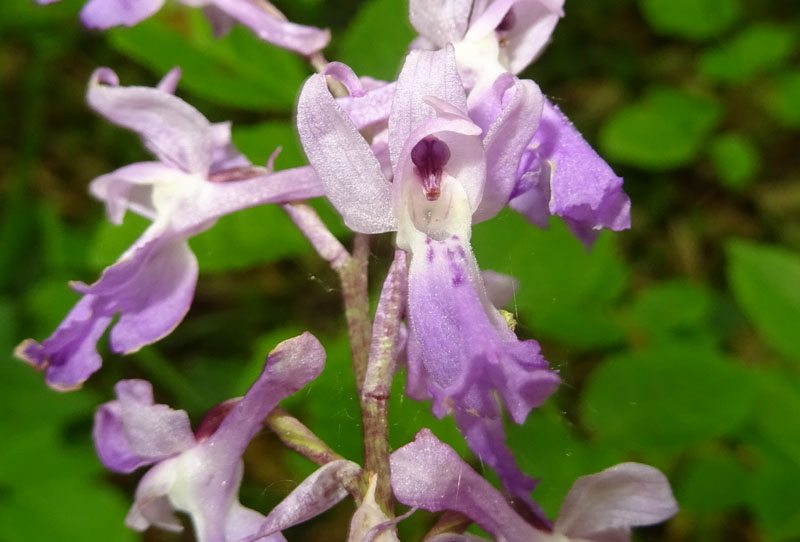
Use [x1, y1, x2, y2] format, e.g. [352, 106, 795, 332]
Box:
[599, 87, 721, 170]
[698, 24, 796, 85]
[752, 372, 800, 469]
[337, 0, 416, 81]
[750, 451, 800, 540]
[88, 212, 149, 272]
[107, 10, 308, 110]
[766, 71, 800, 128]
[507, 405, 617, 517]
[472, 211, 627, 349]
[627, 280, 717, 344]
[639, 0, 741, 40]
[581, 344, 756, 451]
[726, 240, 800, 363]
[677, 453, 749, 512]
[709, 133, 760, 190]
[232, 122, 305, 169]
[0, 360, 135, 542]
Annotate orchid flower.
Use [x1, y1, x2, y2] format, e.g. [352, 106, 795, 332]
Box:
[34, 0, 329, 55]
[15, 68, 323, 391]
[93, 332, 361, 542]
[407, 0, 631, 247]
[297, 45, 559, 514]
[391, 429, 679, 542]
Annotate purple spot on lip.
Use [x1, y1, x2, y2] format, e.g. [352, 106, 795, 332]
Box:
[427, 246, 434, 262]
[411, 136, 451, 201]
[496, 7, 516, 32]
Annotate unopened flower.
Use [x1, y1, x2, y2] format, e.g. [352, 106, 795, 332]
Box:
[297, 46, 559, 513]
[34, 0, 329, 55]
[94, 333, 360, 542]
[15, 68, 323, 390]
[391, 429, 678, 542]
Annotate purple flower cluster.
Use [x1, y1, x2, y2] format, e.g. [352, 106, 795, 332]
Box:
[16, 1, 676, 541]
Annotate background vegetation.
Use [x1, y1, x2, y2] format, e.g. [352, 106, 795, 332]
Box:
[1, 0, 799, 540]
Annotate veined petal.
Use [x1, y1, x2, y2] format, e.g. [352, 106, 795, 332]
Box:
[391, 429, 547, 542]
[337, 81, 396, 130]
[210, 0, 330, 56]
[93, 379, 195, 473]
[511, 99, 631, 246]
[389, 45, 468, 171]
[297, 64, 396, 233]
[554, 463, 678, 541]
[409, 0, 473, 48]
[79, 0, 165, 28]
[243, 460, 362, 542]
[473, 75, 543, 222]
[87, 68, 214, 174]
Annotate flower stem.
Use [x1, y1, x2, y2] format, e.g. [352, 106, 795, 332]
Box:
[361, 249, 408, 514]
[265, 406, 363, 501]
[339, 233, 373, 397]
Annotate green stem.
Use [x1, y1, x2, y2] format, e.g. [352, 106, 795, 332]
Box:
[339, 233, 372, 397]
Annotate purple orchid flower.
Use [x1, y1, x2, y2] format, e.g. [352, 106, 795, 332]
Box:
[391, 429, 679, 542]
[34, 0, 329, 55]
[93, 332, 361, 542]
[297, 46, 559, 515]
[408, 0, 631, 247]
[14, 68, 323, 391]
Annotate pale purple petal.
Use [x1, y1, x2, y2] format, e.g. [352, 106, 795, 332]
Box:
[297, 64, 396, 233]
[35, 0, 62, 4]
[508, 155, 551, 228]
[554, 463, 678, 541]
[389, 45, 468, 171]
[89, 161, 175, 224]
[391, 429, 547, 542]
[337, 81, 396, 130]
[409, 0, 473, 48]
[243, 460, 362, 542]
[79, 0, 165, 28]
[209, 0, 330, 55]
[406, 234, 558, 423]
[225, 503, 283, 542]
[481, 269, 519, 308]
[125, 459, 183, 533]
[14, 296, 112, 391]
[156, 66, 182, 94]
[473, 75, 543, 222]
[203, 5, 236, 38]
[93, 379, 196, 473]
[466, 0, 564, 74]
[87, 68, 214, 174]
[208, 121, 252, 172]
[203, 332, 326, 462]
[427, 535, 493, 542]
[70, 239, 199, 355]
[510, 99, 631, 246]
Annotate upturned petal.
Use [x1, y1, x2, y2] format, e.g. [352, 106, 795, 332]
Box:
[409, 0, 473, 48]
[79, 0, 165, 28]
[297, 63, 396, 233]
[388, 45, 468, 170]
[93, 379, 196, 473]
[209, 0, 330, 56]
[391, 429, 547, 542]
[553, 463, 678, 542]
[87, 67, 214, 174]
[337, 81, 396, 130]
[471, 74, 544, 222]
[510, 99, 631, 246]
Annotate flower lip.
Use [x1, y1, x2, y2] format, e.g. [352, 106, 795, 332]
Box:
[411, 136, 451, 201]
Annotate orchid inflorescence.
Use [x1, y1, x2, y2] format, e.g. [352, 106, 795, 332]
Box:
[16, 1, 677, 541]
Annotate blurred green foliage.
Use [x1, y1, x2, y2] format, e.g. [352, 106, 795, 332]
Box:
[2, 0, 800, 541]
